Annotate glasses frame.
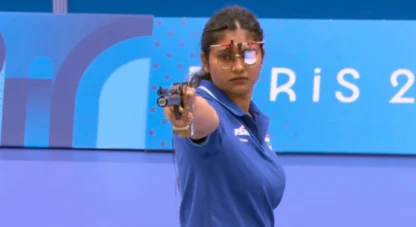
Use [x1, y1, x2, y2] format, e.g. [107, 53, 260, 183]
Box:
[208, 40, 264, 70]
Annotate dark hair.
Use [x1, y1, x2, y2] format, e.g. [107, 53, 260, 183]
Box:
[189, 5, 265, 86]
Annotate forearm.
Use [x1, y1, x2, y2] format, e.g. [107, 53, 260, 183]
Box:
[190, 96, 219, 140]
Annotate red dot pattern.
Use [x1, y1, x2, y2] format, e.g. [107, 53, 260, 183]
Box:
[146, 18, 207, 150]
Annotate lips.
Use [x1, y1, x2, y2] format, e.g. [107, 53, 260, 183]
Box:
[230, 77, 249, 81]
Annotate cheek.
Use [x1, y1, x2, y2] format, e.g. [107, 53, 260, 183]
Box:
[208, 55, 217, 66]
[251, 56, 263, 78]
[208, 57, 226, 81]
[248, 66, 262, 81]
[209, 67, 226, 84]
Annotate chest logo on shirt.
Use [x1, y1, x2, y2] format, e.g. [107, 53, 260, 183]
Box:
[234, 125, 250, 142]
[265, 134, 273, 150]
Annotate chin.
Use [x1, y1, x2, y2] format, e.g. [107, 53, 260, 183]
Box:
[229, 85, 253, 96]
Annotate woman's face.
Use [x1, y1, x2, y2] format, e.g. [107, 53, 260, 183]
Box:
[202, 27, 263, 97]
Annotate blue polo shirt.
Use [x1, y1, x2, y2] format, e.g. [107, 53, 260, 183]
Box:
[173, 80, 286, 227]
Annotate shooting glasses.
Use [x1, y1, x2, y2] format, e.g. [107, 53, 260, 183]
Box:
[209, 40, 264, 69]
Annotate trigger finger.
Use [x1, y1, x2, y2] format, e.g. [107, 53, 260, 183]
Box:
[164, 107, 175, 122]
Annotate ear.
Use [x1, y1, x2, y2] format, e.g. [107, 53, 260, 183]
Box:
[200, 52, 209, 72]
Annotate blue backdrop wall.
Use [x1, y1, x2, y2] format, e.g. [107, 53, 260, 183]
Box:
[1, 13, 416, 155]
[0, 1, 415, 227]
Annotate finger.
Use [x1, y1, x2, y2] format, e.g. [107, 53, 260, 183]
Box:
[163, 106, 171, 118]
[164, 106, 176, 119]
[185, 86, 195, 97]
[185, 87, 195, 100]
[163, 107, 176, 123]
[184, 88, 196, 111]
[182, 84, 189, 95]
[181, 102, 189, 121]
[164, 106, 191, 126]
[187, 112, 193, 122]
[165, 107, 183, 122]
[181, 85, 193, 99]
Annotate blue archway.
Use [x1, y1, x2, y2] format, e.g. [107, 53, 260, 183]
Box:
[48, 15, 153, 147]
[73, 37, 152, 148]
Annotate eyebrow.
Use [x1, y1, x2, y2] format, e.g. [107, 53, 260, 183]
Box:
[216, 46, 257, 53]
[210, 41, 264, 49]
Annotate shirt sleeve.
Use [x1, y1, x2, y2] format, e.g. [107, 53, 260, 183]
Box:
[172, 89, 225, 157]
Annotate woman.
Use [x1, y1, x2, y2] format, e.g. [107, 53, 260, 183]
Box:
[163, 5, 286, 227]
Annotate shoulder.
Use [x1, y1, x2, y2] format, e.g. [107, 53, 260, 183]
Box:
[196, 86, 219, 105]
[196, 85, 228, 119]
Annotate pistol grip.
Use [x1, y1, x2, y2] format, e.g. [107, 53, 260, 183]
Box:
[173, 105, 182, 120]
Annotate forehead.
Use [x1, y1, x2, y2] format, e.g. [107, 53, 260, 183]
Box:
[215, 28, 255, 45]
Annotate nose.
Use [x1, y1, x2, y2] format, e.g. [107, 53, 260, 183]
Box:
[232, 54, 245, 74]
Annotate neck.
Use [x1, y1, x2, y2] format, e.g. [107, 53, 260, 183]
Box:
[227, 92, 252, 114]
